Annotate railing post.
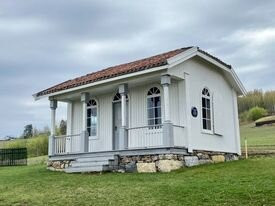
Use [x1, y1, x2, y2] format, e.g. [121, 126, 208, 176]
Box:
[161, 75, 174, 147]
[49, 99, 57, 156]
[119, 84, 128, 150]
[81, 93, 89, 153]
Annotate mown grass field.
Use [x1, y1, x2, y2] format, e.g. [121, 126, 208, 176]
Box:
[240, 123, 275, 153]
[0, 158, 275, 206]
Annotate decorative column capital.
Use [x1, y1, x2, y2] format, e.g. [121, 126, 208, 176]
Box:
[50, 100, 57, 110]
[81, 92, 89, 103]
[118, 84, 128, 95]
[161, 74, 171, 86]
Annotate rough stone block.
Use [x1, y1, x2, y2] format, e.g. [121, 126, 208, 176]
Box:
[125, 162, 137, 173]
[197, 153, 210, 160]
[211, 155, 225, 163]
[137, 163, 156, 173]
[225, 154, 239, 162]
[184, 156, 199, 167]
[198, 159, 213, 165]
[157, 160, 183, 172]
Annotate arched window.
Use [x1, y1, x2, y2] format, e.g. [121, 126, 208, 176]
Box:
[87, 99, 97, 136]
[202, 88, 211, 131]
[147, 87, 162, 126]
[113, 92, 128, 102]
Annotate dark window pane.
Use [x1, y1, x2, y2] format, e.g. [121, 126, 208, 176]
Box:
[87, 108, 91, 117]
[206, 99, 210, 108]
[203, 119, 207, 129]
[155, 118, 162, 125]
[148, 108, 154, 119]
[148, 119, 154, 126]
[147, 98, 154, 108]
[206, 109, 211, 119]
[155, 107, 161, 118]
[154, 96, 161, 107]
[202, 109, 206, 119]
[87, 127, 91, 136]
[202, 98, 206, 107]
[87, 118, 91, 127]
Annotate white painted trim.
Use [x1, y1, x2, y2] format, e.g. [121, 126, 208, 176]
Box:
[232, 88, 241, 155]
[33, 65, 168, 100]
[184, 73, 192, 152]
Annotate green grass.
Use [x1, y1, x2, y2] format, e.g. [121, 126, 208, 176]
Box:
[0, 158, 275, 206]
[240, 123, 275, 147]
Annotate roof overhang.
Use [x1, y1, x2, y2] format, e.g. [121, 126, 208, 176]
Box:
[33, 46, 246, 100]
[33, 64, 168, 100]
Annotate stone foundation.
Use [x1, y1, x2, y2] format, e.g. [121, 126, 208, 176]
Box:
[47, 150, 239, 173]
[119, 151, 239, 173]
[47, 160, 72, 171]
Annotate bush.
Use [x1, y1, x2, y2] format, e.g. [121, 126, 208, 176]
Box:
[1, 135, 48, 157]
[248, 106, 268, 121]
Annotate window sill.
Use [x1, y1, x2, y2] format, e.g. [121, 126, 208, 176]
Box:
[201, 130, 223, 137]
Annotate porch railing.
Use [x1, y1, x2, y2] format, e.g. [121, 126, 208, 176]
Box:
[54, 133, 81, 155]
[127, 124, 163, 148]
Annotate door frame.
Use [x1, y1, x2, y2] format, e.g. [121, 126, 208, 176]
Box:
[112, 99, 129, 150]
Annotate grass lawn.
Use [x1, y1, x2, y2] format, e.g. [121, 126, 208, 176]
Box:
[240, 123, 275, 149]
[0, 158, 275, 206]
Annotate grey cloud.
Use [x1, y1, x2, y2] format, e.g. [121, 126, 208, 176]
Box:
[0, 0, 275, 137]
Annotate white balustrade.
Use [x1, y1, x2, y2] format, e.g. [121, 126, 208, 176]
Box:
[54, 134, 81, 155]
[127, 125, 163, 148]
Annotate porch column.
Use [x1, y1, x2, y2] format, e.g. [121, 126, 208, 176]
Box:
[161, 75, 174, 147]
[49, 99, 57, 156]
[81, 93, 89, 153]
[119, 84, 128, 150]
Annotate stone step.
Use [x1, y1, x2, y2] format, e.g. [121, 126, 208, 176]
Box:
[65, 165, 110, 173]
[71, 160, 115, 168]
[76, 155, 116, 162]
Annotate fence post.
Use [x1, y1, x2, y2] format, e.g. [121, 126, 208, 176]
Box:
[245, 138, 248, 159]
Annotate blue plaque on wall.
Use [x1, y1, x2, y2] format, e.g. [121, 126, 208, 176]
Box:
[191, 107, 198, 117]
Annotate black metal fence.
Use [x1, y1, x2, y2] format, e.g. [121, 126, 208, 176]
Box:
[0, 148, 27, 166]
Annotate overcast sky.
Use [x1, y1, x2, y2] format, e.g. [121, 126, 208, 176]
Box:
[0, 0, 275, 137]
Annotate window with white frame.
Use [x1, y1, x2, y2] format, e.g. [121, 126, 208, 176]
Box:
[147, 87, 162, 126]
[87, 99, 97, 137]
[202, 88, 211, 131]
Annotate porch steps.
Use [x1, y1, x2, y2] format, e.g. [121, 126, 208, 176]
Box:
[65, 154, 118, 173]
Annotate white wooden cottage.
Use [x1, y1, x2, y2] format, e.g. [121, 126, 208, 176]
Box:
[34, 46, 246, 173]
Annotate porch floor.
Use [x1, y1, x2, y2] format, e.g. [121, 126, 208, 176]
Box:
[49, 146, 188, 161]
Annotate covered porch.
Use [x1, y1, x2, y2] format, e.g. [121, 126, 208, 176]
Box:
[48, 72, 188, 157]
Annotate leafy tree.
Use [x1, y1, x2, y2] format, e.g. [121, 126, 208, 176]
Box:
[59, 120, 67, 135]
[23, 124, 33, 139]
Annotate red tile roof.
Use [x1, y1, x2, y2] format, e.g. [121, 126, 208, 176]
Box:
[35, 46, 231, 97]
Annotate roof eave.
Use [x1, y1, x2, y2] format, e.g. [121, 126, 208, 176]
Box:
[33, 64, 168, 101]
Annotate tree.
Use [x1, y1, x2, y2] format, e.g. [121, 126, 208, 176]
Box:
[59, 120, 67, 135]
[23, 124, 33, 139]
